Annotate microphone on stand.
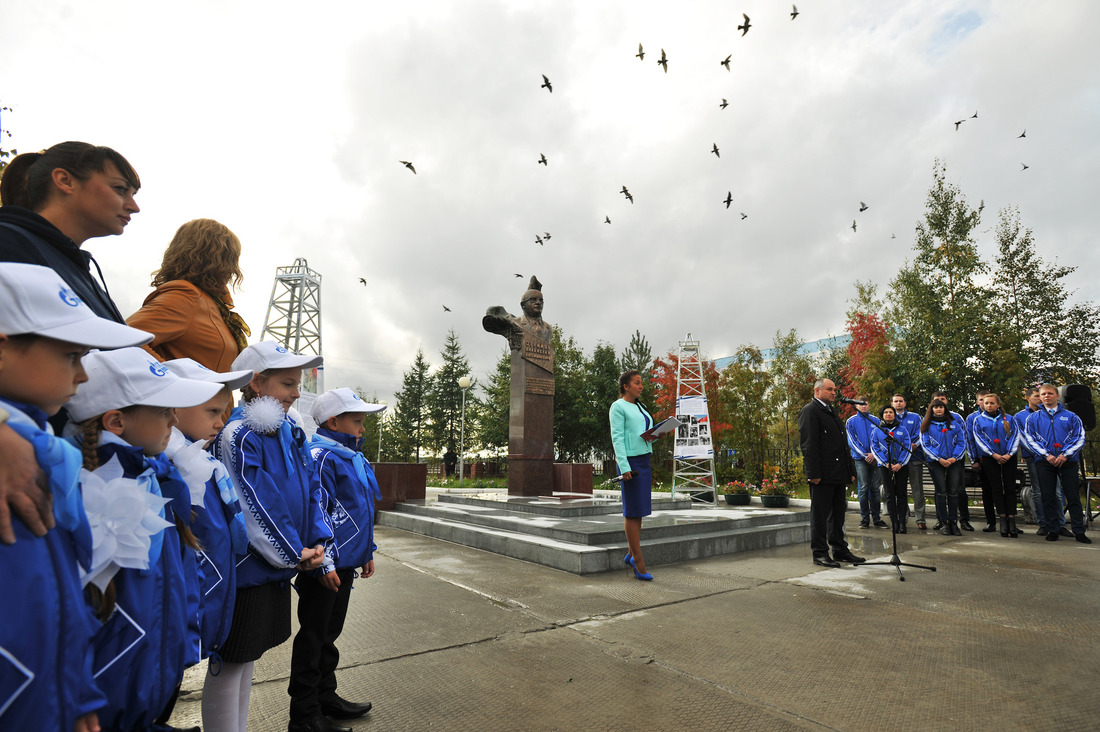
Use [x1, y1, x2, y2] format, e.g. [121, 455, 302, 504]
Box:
[837, 396, 868, 405]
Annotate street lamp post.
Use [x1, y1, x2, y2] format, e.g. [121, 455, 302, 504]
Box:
[458, 376, 472, 484]
[377, 401, 386, 462]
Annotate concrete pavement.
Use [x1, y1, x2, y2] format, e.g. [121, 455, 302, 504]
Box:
[170, 510, 1099, 731]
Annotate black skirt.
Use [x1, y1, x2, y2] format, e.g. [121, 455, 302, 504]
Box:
[220, 581, 292, 664]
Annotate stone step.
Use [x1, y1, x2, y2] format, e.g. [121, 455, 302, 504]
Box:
[377, 497, 811, 574]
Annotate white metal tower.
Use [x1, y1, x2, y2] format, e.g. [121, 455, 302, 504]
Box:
[260, 258, 323, 396]
[671, 334, 717, 504]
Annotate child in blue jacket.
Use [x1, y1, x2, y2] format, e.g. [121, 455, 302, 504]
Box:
[207, 342, 332, 732]
[871, 405, 911, 533]
[971, 393, 1022, 538]
[286, 387, 384, 729]
[65, 347, 221, 732]
[163, 358, 253, 663]
[0, 263, 152, 732]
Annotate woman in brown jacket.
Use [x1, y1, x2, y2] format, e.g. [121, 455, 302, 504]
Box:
[127, 218, 250, 373]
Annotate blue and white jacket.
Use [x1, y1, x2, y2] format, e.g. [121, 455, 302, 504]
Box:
[0, 399, 105, 731]
[1023, 404, 1085, 462]
[215, 401, 333, 588]
[309, 428, 380, 572]
[871, 422, 912, 467]
[972, 411, 1021, 458]
[920, 418, 967, 462]
[894, 409, 924, 461]
[964, 410, 983, 462]
[845, 412, 880, 460]
[1014, 406, 1038, 462]
[164, 428, 249, 660]
[77, 434, 193, 732]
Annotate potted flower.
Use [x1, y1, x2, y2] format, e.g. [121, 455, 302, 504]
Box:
[721, 480, 754, 505]
[756, 474, 794, 507]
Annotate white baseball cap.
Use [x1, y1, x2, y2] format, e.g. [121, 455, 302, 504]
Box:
[311, 387, 386, 425]
[0, 262, 152, 349]
[232, 341, 323, 373]
[164, 357, 254, 391]
[67, 347, 223, 422]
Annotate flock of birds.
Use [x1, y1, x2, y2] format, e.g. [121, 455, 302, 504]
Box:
[386, 4, 1034, 309]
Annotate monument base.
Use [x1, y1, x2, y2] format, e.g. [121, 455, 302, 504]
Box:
[553, 463, 593, 495]
[507, 455, 553, 496]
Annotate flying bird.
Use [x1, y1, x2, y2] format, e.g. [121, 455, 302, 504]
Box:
[1018, 129, 1026, 138]
[538, 153, 547, 166]
[738, 13, 751, 35]
[720, 98, 729, 109]
[721, 55, 731, 71]
[514, 273, 523, 278]
[636, 43, 645, 60]
[543, 232, 551, 241]
[442, 305, 451, 312]
[971, 110, 978, 119]
[954, 120, 965, 131]
[711, 143, 720, 158]
[1021, 163, 1029, 170]
[541, 74, 552, 93]
[621, 186, 633, 203]
[978, 199, 985, 213]
[535, 235, 544, 246]
[358, 278, 366, 285]
[657, 49, 668, 73]
[604, 215, 611, 224]
[891, 233, 896, 239]
[399, 160, 416, 174]
[859, 201, 868, 212]
[851, 220, 858, 232]
[724, 192, 733, 209]
[791, 5, 799, 20]
[740, 212, 748, 220]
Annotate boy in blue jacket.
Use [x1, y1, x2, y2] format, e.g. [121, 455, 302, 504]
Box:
[1024, 384, 1091, 543]
[287, 388, 384, 731]
[845, 399, 885, 528]
[0, 262, 152, 732]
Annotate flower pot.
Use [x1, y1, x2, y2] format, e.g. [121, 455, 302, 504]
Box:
[759, 495, 790, 508]
[724, 493, 752, 505]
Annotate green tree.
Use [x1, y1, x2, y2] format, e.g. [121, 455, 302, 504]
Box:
[768, 329, 814, 463]
[991, 207, 1100, 388]
[619, 329, 652, 380]
[552, 327, 590, 462]
[887, 160, 988, 404]
[715, 346, 773, 483]
[390, 348, 432, 461]
[477, 348, 511, 456]
[425, 330, 475, 453]
[587, 341, 622, 464]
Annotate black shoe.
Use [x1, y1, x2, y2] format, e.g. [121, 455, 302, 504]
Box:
[288, 716, 352, 732]
[898, 522, 908, 534]
[1076, 533, 1093, 544]
[960, 521, 975, 532]
[873, 519, 888, 528]
[859, 519, 870, 528]
[983, 522, 997, 532]
[999, 518, 1009, 537]
[1058, 527, 1074, 538]
[1037, 527, 1049, 536]
[1046, 532, 1059, 542]
[320, 695, 373, 720]
[813, 556, 841, 568]
[833, 551, 866, 564]
[932, 522, 943, 531]
[941, 522, 953, 536]
[1007, 517, 1019, 537]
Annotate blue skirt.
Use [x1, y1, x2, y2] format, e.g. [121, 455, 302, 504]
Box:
[621, 454, 653, 518]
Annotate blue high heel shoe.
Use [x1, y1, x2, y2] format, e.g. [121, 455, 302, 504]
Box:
[624, 553, 632, 566]
[629, 556, 653, 581]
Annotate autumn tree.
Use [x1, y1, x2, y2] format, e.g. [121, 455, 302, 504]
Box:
[714, 346, 773, 483]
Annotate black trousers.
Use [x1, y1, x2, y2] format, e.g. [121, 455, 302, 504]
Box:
[809, 482, 850, 557]
[878, 463, 910, 527]
[981, 456, 1018, 516]
[289, 568, 357, 721]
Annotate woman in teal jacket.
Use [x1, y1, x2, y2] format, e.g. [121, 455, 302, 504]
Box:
[609, 370, 657, 580]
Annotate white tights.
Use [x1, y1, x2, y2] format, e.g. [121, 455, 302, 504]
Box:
[201, 660, 254, 732]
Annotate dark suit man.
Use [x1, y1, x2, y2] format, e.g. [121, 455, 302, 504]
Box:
[798, 379, 864, 568]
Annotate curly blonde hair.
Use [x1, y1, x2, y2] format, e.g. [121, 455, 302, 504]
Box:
[151, 219, 243, 294]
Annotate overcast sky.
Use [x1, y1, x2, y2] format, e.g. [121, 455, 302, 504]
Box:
[2, 0, 1097, 403]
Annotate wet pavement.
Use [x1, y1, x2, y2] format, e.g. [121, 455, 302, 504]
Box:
[170, 511, 1099, 731]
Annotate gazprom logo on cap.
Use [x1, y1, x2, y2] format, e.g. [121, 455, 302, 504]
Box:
[275, 346, 289, 354]
[149, 361, 169, 377]
[58, 285, 82, 307]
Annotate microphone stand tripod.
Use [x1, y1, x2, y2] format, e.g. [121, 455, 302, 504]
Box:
[860, 419, 936, 581]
